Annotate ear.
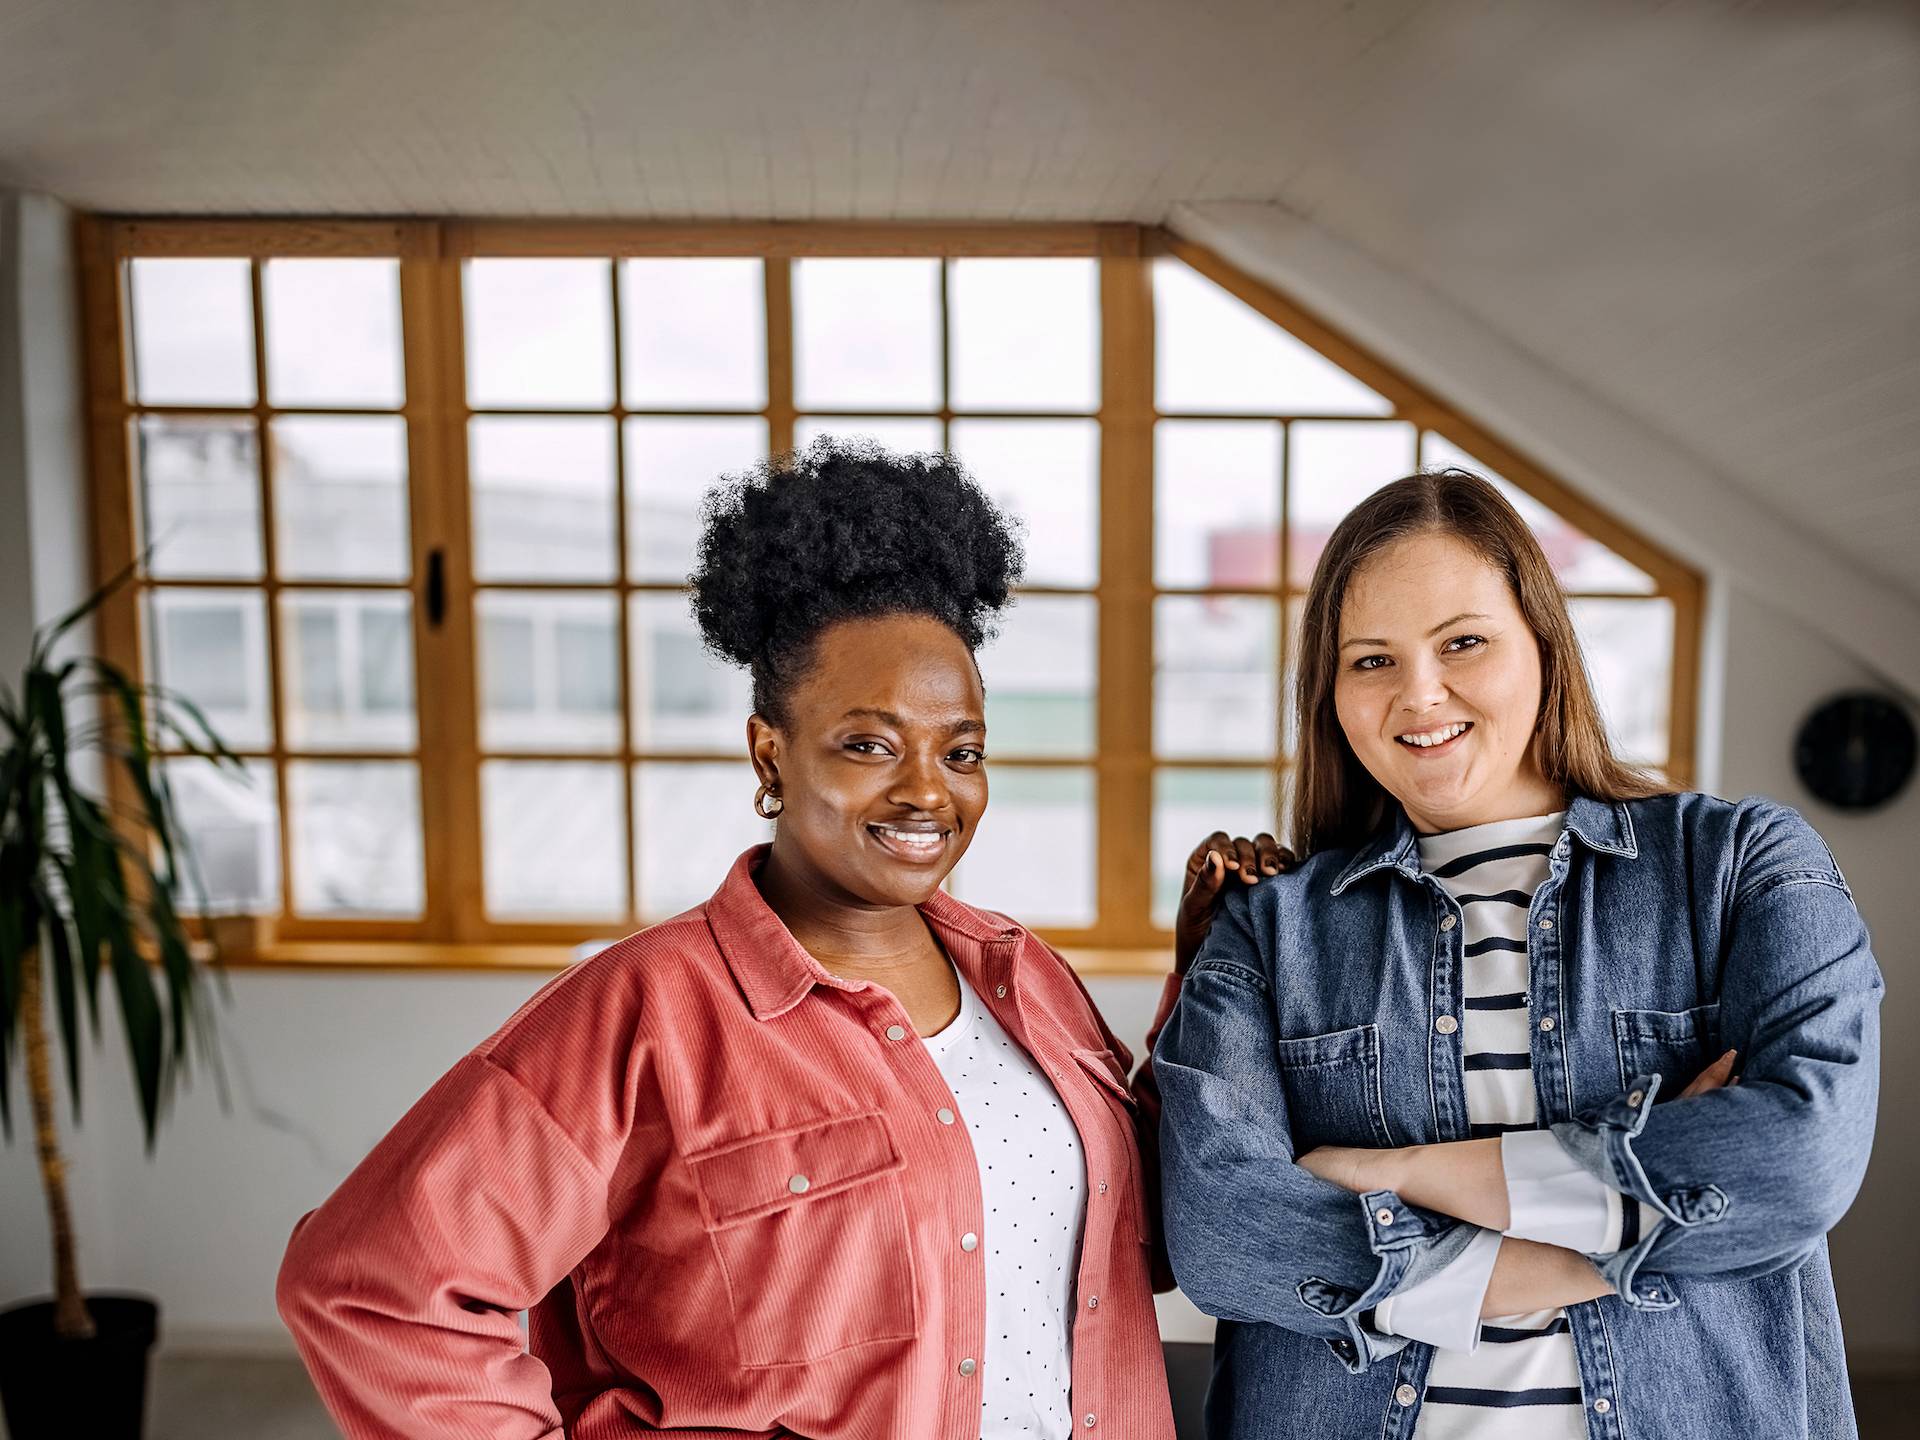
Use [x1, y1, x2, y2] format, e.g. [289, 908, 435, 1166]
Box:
[747, 713, 782, 789]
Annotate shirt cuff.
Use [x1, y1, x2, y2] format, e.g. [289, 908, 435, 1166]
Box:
[1372, 1226, 1502, 1353]
[1502, 1128, 1655, 1253]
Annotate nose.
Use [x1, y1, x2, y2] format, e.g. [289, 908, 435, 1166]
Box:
[888, 746, 952, 814]
[1396, 653, 1450, 717]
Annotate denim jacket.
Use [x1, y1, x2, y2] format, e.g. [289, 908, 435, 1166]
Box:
[1156, 792, 1882, 1439]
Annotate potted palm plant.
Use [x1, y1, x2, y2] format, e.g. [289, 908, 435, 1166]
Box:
[0, 574, 230, 1439]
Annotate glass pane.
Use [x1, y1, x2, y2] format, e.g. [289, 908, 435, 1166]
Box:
[263, 259, 404, 408]
[1151, 767, 1277, 927]
[477, 591, 621, 753]
[947, 259, 1099, 413]
[620, 259, 766, 409]
[272, 417, 410, 581]
[287, 760, 422, 916]
[948, 766, 1095, 927]
[631, 593, 751, 753]
[146, 589, 272, 750]
[1570, 598, 1674, 767]
[1288, 420, 1418, 581]
[626, 416, 767, 583]
[483, 760, 627, 918]
[793, 258, 941, 410]
[280, 591, 416, 751]
[465, 259, 614, 408]
[164, 758, 280, 915]
[1154, 420, 1281, 589]
[977, 596, 1095, 758]
[136, 417, 262, 579]
[1155, 595, 1278, 759]
[948, 419, 1098, 588]
[1421, 434, 1656, 594]
[469, 416, 617, 581]
[792, 416, 944, 455]
[1154, 259, 1390, 417]
[128, 258, 255, 406]
[634, 763, 773, 920]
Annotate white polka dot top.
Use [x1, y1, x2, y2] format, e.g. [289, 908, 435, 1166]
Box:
[924, 974, 1088, 1440]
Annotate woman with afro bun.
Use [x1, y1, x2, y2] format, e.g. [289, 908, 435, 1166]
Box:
[279, 439, 1283, 1440]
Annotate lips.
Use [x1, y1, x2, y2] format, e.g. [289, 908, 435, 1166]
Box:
[1396, 720, 1473, 754]
[866, 821, 952, 864]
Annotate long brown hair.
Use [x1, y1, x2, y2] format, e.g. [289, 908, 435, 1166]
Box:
[1291, 469, 1667, 855]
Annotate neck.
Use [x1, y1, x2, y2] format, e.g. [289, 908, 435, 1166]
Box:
[1404, 770, 1566, 835]
[755, 841, 933, 968]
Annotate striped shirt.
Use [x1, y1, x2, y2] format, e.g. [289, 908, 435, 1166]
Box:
[1414, 813, 1587, 1440]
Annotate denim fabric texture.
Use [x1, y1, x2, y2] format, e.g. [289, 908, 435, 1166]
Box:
[1156, 792, 1881, 1440]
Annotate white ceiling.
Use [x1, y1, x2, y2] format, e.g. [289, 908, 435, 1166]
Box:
[2, 0, 1915, 605]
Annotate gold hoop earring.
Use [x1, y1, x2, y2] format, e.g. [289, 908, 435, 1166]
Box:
[753, 784, 784, 820]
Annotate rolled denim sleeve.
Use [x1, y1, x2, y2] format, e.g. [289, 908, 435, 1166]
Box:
[1548, 808, 1882, 1311]
[1156, 889, 1476, 1374]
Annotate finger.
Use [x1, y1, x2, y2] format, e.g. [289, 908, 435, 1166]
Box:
[1254, 832, 1283, 875]
[1182, 848, 1227, 906]
[1679, 1048, 1738, 1098]
[1275, 847, 1299, 872]
[1185, 831, 1232, 881]
[1232, 836, 1260, 882]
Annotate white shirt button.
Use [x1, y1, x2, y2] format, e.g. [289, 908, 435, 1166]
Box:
[994, 984, 1007, 998]
[787, 1174, 810, 1194]
[1087, 1294, 1099, 1309]
[961, 1232, 979, 1252]
[1435, 1014, 1459, 1035]
[885, 1024, 907, 1041]
[1628, 1089, 1645, 1106]
[1395, 1384, 1418, 1406]
[936, 1107, 956, 1125]
[1539, 917, 1554, 930]
[1593, 1398, 1611, 1414]
[959, 1357, 976, 1377]
[1098, 1180, 1109, 1194]
[1375, 1207, 1395, 1225]
[1439, 914, 1457, 931]
[1083, 1415, 1097, 1428]
[1539, 1016, 1556, 1032]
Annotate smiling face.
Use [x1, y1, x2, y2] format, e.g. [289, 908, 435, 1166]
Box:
[1333, 530, 1563, 833]
[751, 612, 988, 911]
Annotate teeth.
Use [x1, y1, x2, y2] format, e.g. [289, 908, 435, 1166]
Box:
[874, 825, 944, 846]
[1398, 721, 1470, 748]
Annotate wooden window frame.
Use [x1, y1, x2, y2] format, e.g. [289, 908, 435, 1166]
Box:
[75, 218, 1701, 975]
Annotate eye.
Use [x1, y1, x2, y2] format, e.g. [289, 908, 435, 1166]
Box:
[1350, 654, 1392, 672]
[1444, 634, 1487, 653]
[845, 739, 894, 757]
[948, 747, 986, 766]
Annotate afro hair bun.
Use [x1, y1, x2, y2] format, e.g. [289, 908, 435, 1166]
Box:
[688, 438, 1026, 722]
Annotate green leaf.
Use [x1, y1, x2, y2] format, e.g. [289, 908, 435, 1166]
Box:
[33, 887, 82, 1125]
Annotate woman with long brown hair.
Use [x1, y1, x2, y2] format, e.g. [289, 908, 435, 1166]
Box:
[1157, 469, 1881, 1438]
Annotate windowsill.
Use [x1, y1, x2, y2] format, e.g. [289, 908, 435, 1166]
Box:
[204, 938, 1177, 979]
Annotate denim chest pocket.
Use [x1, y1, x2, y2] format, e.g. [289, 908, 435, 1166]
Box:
[686, 1111, 916, 1367]
[1612, 1002, 1722, 1094]
[1270, 1022, 1396, 1151]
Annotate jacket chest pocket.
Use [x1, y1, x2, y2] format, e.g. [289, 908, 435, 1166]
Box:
[1271, 1023, 1395, 1152]
[1071, 1047, 1150, 1243]
[1612, 1002, 1722, 1095]
[687, 1112, 917, 1367]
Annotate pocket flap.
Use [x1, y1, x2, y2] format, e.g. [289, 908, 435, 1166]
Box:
[1072, 1047, 1137, 1108]
[688, 1112, 903, 1229]
[1272, 1022, 1379, 1070]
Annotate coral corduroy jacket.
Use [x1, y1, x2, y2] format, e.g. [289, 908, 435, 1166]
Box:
[278, 846, 1180, 1439]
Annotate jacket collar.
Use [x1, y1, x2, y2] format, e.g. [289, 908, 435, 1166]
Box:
[703, 845, 1020, 1021]
[1328, 793, 1638, 896]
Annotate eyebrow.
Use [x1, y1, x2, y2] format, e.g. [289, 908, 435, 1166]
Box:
[1340, 612, 1492, 651]
[839, 707, 985, 737]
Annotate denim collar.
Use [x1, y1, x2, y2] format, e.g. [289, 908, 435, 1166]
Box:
[1329, 793, 1639, 896]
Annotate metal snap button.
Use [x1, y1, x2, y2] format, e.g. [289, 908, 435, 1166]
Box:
[1395, 1384, 1418, 1406]
[1538, 918, 1554, 930]
[1628, 1089, 1645, 1106]
[1435, 1014, 1459, 1035]
[787, 1174, 810, 1194]
[1539, 1016, 1555, 1032]
[994, 984, 1007, 998]
[1087, 1294, 1099, 1309]
[1593, 1398, 1611, 1414]
[885, 1024, 907, 1041]
[1083, 1416, 1097, 1428]
[1097, 1180, 1109, 1194]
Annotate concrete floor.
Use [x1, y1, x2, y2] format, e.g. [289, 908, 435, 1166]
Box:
[2, 1353, 1902, 1439]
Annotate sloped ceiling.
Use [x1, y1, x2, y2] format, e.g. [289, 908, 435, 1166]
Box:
[2, 0, 1914, 617]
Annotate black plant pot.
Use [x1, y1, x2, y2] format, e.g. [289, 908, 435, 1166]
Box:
[0, 1294, 159, 1440]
